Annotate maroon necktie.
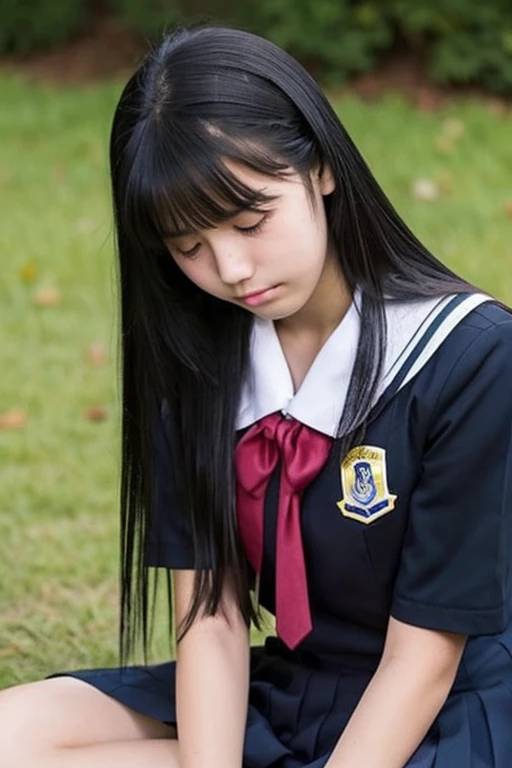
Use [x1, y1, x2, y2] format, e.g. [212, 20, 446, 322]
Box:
[235, 412, 332, 650]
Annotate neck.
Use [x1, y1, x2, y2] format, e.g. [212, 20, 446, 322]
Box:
[276, 251, 352, 342]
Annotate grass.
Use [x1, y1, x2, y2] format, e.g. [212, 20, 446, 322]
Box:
[1, 73, 511, 690]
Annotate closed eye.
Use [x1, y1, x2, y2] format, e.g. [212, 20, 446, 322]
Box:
[176, 243, 201, 258]
[235, 214, 270, 236]
[172, 211, 272, 257]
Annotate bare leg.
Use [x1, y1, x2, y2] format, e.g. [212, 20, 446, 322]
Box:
[0, 676, 180, 768]
[16, 740, 180, 768]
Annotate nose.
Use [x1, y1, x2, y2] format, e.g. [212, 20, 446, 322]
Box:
[212, 241, 255, 286]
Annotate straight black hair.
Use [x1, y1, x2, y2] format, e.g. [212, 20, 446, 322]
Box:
[111, 24, 477, 661]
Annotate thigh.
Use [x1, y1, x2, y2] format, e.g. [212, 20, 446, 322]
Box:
[0, 676, 176, 749]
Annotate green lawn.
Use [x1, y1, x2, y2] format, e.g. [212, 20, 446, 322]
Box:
[1, 74, 511, 689]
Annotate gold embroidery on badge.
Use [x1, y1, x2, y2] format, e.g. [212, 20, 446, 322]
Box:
[337, 445, 397, 525]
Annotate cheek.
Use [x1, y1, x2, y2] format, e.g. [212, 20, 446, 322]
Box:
[173, 257, 227, 298]
[285, 195, 328, 252]
[281, 217, 328, 273]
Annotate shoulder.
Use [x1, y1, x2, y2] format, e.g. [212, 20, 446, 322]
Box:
[413, 300, 512, 389]
[449, 299, 512, 341]
[419, 300, 512, 428]
[385, 299, 512, 431]
[437, 300, 512, 383]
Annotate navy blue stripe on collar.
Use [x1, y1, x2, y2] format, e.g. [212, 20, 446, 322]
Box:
[367, 292, 478, 426]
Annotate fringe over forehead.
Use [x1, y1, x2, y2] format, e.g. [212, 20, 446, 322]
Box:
[120, 118, 299, 250]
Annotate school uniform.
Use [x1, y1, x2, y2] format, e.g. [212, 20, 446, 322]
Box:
[56, 292, 512, 767]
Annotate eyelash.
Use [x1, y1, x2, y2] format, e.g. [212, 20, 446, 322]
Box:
[235, 218, 267, 236]
[176, 214, 270, 258]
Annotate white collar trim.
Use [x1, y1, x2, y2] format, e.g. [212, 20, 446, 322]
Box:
[236, 292, 491, 437]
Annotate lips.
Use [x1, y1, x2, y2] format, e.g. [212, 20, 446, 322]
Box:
[239, 287, 271, 300]
[238, 284, 281, 307]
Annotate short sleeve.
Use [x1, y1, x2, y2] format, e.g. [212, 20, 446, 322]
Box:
[146, 401, 197, 569]
[391, 320, 512, 635]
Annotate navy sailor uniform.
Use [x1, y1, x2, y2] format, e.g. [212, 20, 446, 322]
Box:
[54, 293, 512, 767]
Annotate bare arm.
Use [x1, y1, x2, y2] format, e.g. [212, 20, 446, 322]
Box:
[325, 617, 467, 768]
[174, 569, 250, 768]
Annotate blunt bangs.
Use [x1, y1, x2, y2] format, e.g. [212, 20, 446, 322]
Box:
[122, 118, 294, 250]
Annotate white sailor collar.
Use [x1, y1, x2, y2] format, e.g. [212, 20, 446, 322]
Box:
[236, 291, 492, 437]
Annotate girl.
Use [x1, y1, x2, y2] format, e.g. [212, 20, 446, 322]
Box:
[1, 23, 512, 768]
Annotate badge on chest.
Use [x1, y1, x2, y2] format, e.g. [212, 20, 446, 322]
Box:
[337, 445, 397, 524]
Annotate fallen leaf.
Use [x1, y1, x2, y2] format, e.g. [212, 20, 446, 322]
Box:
[76, 218, 96, 235]
[435, 135, 455, 155]
[441, 118, 465, 139]
[488, 98, 508, 118]
[19, 261, 38, 284]
[85, 341, 108, 367]
[34, 285, 61, 307]
[435, 172, 453, 195]
[0, 408, 27, 430]
[53, 164, 67, 183]
[415, 90, 440, 113]
[0, 644, 22, 656]
[85, 406, 108, 422]
[411, 179, 440, 202]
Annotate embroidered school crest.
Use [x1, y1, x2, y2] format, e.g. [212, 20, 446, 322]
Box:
[337, 446, 397, 524]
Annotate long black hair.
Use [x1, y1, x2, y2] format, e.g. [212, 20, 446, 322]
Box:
[111, 24, 477, 661]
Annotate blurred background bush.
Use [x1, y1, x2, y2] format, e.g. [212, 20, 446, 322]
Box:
[2, 0, 512, 93]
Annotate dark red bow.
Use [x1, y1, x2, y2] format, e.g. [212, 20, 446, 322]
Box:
[235, 413, 332, 649]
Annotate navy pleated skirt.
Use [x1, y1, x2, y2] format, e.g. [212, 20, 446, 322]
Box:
[53, 634, 512, 767]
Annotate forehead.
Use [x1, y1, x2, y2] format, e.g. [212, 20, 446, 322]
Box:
[159, 159, 304, 239]
[167, 165, 275, 237]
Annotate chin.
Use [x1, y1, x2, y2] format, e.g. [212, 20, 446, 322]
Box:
[251, 300, 307, 322]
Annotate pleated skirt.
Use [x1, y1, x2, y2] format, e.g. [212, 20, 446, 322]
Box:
[52, 635, 512, 767]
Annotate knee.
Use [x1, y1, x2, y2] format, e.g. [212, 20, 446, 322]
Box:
[0, 684, 47, 763]
[0, 684, 29, 735]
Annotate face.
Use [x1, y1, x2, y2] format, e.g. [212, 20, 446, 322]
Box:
[164, 162, 336, 321]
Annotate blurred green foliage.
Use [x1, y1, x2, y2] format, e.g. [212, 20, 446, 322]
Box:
[1, 1, 512, 92]
[0, 0, 88, 54]
[108, 0, 182, 39]
[392, 0, 512, 94]
[236, 0, 393, 84]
